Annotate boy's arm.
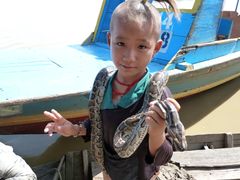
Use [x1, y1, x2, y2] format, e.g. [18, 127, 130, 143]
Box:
[146, 87, 186, 164]
[158, 87, 187, 151]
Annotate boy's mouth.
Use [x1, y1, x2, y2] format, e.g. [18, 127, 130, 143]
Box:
[121, 64, 134, 69]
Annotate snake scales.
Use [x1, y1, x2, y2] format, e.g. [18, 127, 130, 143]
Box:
[89, 66, 187, 169]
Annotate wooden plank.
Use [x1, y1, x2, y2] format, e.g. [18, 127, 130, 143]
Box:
[186, 133, 226, 150]
[172, 147, 240, 179]
[91, 147, 240, 179]
[172, 147, 240, 167]
[65, 151, 75, 179]
[32, 160, 60, 180]
[225, 133, 233, 148]
[53, 156, 65, 180]
[65, 151, 87, 180]
[187, 168, 240, 180]
[186, 133, 240, 150]
[233, 134, 240, 147]
[82, 149, 92, 180]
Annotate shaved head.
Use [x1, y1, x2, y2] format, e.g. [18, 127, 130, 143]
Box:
[110, 0, 161, 41]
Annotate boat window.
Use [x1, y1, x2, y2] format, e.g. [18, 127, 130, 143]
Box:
[217, 0, 240, 40]
[222, 0, 240, 15]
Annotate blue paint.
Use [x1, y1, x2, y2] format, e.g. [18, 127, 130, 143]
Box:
[153, 13, 194, 64]
[176, 41, 238, 64]
[1, 0, 240, 129]
[92, 0, 195, 65]
[154, 31, 189, 65]
[0, 0, 239, 103]
[0, 46, 113, 101]
[234, 39, 240, 52]
[94, 0, 124, 44]
[186, 0, 224, 45]
[217, 18, 233, 39]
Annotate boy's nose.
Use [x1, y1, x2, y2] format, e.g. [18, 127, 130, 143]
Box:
[123, 49, 136, 62]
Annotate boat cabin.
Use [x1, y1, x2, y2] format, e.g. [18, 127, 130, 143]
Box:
[79, 0, 239, 72]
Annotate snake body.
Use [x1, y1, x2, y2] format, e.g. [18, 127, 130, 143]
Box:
[89, 67, 187, 169]
[113, 71, 168, 158]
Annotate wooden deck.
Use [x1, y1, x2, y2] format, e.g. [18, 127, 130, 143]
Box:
[172, 147, 240, 179]
[33, 133, 240, 180]
[92, 133, 240, 179]
[186, 133, 240, 150]
[91, 147, 240, 180]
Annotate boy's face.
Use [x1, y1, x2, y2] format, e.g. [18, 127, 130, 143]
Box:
[108, 17, 162, 80]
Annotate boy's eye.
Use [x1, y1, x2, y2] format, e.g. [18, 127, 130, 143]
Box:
[116, 42, 124, 46]
[138, 45, 147, 49]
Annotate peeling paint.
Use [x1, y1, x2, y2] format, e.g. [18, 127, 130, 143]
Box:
[0, 105, 22, 117]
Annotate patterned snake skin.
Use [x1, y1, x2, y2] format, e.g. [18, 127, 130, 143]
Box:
[89, 66, 187, 169]
[113, 70, 168, 158]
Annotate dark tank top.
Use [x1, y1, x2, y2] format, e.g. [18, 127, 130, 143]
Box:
[101, 91, 173, 180]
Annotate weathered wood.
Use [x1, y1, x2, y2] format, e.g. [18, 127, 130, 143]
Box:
[172, 147, 240, 168]
[172, 147, 240, 179]
[186, 133, 240, 150]
[225, 133, 233, 148]
[65, 151, 80, 179]
[185, 168, 240, 180]
[91, 161, 195, 180]
[82, 149, 92, 180]
[32, 161, 60, 180]
[51, 150, 92, 180]
[53, 156, 65, 180]
[233, 133, 240, 147]
[34, 146, 240, 179]
[34, 132, 240, 179]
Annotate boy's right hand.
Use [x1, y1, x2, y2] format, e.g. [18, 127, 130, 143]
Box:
[43, 109, 74, 137]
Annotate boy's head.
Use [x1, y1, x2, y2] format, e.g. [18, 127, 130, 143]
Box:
[107, 0, 180, 78]
[110, 0, 179, 41]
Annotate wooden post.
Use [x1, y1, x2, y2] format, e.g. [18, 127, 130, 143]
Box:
[225, 133, 233, 148]
[82, 149, 92, 180]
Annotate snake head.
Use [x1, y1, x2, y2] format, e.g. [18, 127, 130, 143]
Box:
[149, 70, 169, 101]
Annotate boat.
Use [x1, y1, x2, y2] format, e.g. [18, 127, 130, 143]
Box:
[0, 0, 240, 134]
[32, 132, 240, 179]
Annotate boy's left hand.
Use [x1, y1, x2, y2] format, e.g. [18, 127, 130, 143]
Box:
[145, 98, 180, 135]
[146, 98, 180, 155]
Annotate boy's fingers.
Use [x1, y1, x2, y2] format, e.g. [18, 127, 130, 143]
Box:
[167, 98, 180, 111]
[148, 105, 165, 120]
[44, 122, 58, 133]
[44, 123, 52, 131]
[43, 111, 57, 121]
[44, 127, 49, 133]
[51, 109, 65, 121]
[149, 99, 180, 111]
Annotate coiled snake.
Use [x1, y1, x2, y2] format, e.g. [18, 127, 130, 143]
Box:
[89, 66, 187, 169]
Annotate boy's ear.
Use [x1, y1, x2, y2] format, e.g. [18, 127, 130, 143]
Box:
[107, 32, 111, 46]
[154, 40, 162, 54]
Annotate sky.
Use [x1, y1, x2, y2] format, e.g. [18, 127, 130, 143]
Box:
[0, 0, 102, 48]
[0, 0, 239, 49]
[222, 0, 240, 14]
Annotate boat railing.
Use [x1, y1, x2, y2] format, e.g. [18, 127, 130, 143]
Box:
[164, 37, 240, 70]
